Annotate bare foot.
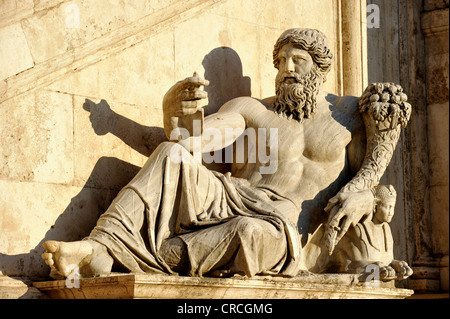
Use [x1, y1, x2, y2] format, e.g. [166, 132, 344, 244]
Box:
[390, 260, 413, 279]
[42, 240, 94, 278]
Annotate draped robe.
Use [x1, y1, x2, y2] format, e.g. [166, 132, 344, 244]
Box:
[88, 142, 302, 277]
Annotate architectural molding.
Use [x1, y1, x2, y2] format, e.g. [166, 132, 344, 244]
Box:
[0, 0, 221, 104]
[421, 8, 450, 36]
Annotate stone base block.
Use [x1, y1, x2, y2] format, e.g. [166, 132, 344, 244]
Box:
[33, 273, 414, 299]
[0, 273, 46, 299]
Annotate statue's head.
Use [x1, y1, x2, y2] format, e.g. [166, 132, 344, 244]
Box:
[273, 28, 333, 80]
[373, 185, 397, 223]
[272, 28, 334, 122]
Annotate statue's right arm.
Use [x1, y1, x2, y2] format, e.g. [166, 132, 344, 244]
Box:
[163, 73, 209, 140]
[162, 73, 246, 153]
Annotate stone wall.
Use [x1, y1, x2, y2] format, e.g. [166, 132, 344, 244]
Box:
[420, 0, 449, 293]
[367, 0, 449, 295]
[1, 0, 367, 282]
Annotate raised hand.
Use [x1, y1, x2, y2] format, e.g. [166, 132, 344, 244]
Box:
[163, 72, 209, 117]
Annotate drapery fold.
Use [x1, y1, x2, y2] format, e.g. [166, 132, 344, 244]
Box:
[89, 142, 302, 277]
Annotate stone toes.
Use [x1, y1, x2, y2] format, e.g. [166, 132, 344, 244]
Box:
[41, 252, 54, 267]
[41, 252, 49, 260]
[401, 266, 413, 279]
[388, 267, 396, 278]
[400, 266, 408, 277]
[396, 261, 413, 279]
[380, 268, 389, 279]
[380, 266, 396, 280]
[43, 240, 59, 253]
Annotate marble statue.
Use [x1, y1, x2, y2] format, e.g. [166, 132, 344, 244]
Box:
[302, 184, 413, 280]
[41, 28, 413, 281]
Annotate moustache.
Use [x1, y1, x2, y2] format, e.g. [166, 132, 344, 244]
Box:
[276, 72, 304, 85]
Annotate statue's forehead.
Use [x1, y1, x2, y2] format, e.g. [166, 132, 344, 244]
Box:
[278, 43, 310, 56]
[380, 198, 396, 205]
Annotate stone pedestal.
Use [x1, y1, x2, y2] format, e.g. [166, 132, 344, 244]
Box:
[33, 273, 414, 299]
[0, 272, 45, 299]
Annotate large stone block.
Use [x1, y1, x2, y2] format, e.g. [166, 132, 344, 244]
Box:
[0, 90, 73, 184]
[47, 29, 175, 109]
[213, 0, 336, 32]
[0, 23, 34, 80]
[20, 0, 173, 65]
[0, 0, 34, 29]
[96, 31, 175, 108]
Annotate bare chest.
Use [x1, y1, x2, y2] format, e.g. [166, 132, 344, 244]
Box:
[302, 111, 354, 162]
[245, 108, 353, 164]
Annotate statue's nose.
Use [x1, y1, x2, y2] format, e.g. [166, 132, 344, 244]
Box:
[285, 58, 295, 73]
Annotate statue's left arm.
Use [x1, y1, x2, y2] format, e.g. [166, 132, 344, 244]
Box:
[324, 82, 412, 254]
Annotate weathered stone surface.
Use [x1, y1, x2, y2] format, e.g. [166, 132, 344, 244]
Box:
[47, 30, 175, 109]
[20, 0, 176, 65]
[424, 0, 450, 11]
[213, 0, 336, 34]
[0, 23, 34, 79]
[421, 5, 449, 294]
[428, 102, 449, 188]
[0, 0, 34, 29]
[0, 272, 45, 299]
[0, 179, 117, 277]
[33, 273, 414, 299]
[174, 15, 261, 114]
[72, 95, 166, 190]
[0, 90, 73, 184]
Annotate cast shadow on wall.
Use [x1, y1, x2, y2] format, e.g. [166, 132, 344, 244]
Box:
[202, 47, 251, 115]
[0, 47, 251, 284]
[0, 99, 167, 283]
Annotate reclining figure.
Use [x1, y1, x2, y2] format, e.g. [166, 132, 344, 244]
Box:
[41, 28, 412, 280]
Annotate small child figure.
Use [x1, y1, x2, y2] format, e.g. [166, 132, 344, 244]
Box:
[303, 185, 413, 281]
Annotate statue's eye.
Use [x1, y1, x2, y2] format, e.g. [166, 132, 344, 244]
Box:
[293, 56, 306, 64]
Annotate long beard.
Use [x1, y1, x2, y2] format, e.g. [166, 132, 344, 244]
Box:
[273, 67, 322, 123]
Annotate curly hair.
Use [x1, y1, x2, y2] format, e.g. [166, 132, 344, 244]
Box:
[273, 28, 334, 79]
[373, 185, 397, 203]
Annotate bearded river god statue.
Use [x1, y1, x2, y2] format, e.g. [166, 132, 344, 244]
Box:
[41, 28, 413, 282]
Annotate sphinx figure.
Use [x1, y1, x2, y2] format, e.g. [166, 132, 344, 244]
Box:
[41, 28, 413, 281]
[302, 185, 413, 280]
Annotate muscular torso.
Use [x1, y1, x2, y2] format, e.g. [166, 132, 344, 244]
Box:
[215, 93, 364, 230]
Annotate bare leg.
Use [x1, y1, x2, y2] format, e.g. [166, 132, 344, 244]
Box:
[42, 239, 113, 278]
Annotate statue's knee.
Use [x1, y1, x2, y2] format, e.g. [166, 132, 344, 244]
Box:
[156, 141, 192, 164]
[160, 237, 188, 271]
[155, 141, 178, 155]
[235, 217, 264, 240]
